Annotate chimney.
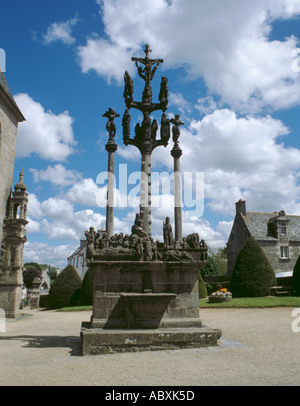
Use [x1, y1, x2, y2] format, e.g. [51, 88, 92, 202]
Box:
[235, 199, 246, 216]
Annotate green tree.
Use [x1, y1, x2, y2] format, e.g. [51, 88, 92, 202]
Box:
[201, 248, 228, 277]
[48, 265, 82, 309]
[201, 255, 221, 277]
[293, 255, 300, 296]
[24, 262, 42, 272]
[230, 237, 276, 297]
[23, 267, 42, 289]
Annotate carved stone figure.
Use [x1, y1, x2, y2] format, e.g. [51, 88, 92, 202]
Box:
[163, 216, 173, 248]
[85, 227, 96, 262]
[181, 237, 188, 249]
[163, 249, 194, 262]
[170, 114, 184, 147]
[151, 119, 158, 141]
[134, 123, 143, 142]
[122, 108, 131, 141]
[132, 213, 143, 235]
[123, 71, 134, 101]
[102, 107, 120, 141]
[160, 112, 170, 144]
[131, 44, 163, 104]
[159, 76, 168, 106]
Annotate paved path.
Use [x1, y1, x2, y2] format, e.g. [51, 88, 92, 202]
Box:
[0, 307, 299, 386]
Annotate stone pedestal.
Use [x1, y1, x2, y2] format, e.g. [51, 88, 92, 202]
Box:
[30, 277, 42, 309]
[0, 268, 23, 318]
[80, 260, 222, 355]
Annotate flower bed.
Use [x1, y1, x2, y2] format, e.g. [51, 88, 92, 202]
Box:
[208, 288, 232, 303]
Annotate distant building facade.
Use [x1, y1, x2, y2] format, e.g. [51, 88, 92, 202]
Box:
[227, 199, 300, 277]
[67, 239, 88, 280]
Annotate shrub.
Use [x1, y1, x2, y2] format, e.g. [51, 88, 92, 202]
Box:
[48, 265, 82, 309]
[230, 236, 276, 297]
[293, 255, 300, 296]
[198, 271, 207, 299]
[80, 268, 94, 305]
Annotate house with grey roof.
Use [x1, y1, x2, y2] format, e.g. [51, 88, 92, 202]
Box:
[67, 239, 88, 280]
[227, 199, 300, 277]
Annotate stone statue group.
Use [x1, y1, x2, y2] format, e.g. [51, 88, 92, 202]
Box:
[85, 213, 208, 264]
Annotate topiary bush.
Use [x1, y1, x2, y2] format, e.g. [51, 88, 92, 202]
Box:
[198, 271, 208, 299]
[230, 236, 276, 297]
[48, 265, 82, 309]
[293, 255, 300, 296]
[80, 268, 94, 305]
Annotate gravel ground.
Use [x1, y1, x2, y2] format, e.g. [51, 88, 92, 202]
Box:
[0, 307, 299, 386]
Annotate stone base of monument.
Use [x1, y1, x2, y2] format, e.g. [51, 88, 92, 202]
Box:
[80, 325, 222, 355]
[80, 261, 222, 355]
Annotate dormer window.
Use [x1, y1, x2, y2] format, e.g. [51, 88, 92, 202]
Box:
[280, 222, 287, 235]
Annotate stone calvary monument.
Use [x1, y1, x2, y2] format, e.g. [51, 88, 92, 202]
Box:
[80, 45, 222, 355]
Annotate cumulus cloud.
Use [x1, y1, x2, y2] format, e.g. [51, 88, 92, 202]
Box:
[43, 16, 79, 45]
[77, 38, 134, 84]
[30, 164, 83, 187]
[77, 0, 300, 112]
[152, 108, 300, 216]
[23, 241, 77, 268]
[15, 94, 76, 161]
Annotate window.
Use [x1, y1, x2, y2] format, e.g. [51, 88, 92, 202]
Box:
[280, 246, 289, 259]
[280, 222, 287, 235]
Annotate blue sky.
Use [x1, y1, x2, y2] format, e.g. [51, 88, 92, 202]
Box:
[1, 0, 300, 267]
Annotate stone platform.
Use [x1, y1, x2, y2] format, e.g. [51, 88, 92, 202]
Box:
[80, 260, 222, 355]
[81, 324, 222, 355]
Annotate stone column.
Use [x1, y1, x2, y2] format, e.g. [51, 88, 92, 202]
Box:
[171, 146, 183, 246]
[105, 141, 118, 238]
[140, 141, 152, 236]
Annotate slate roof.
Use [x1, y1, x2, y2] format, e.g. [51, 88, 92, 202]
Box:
[241, 211, 300, 242]
[0, 71, 25, 121]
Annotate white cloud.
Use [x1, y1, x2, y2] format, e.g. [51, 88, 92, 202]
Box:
[152, 108, 300, 216]
[78, 0, 300, 112]
[30, 164, 83, 187]
[26, 217, 41, 233]
[77, 38, 135, 84]
[15, 94, 76, 161]
[27, 193, 44, 220]
[23, 241, 77, 268]
[43, 16, 79, 45]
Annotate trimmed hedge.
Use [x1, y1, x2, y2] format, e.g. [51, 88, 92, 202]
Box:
[198, 272, 208, 298]
[230, 236, 276, 297]
[293, 255, 300, 296]
[80, 268, 94, 305]
[48, 265, 82, 309]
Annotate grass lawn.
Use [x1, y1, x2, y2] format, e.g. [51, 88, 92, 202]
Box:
[54, 297, 300, 311]
[200, 296, 300, 308]
[56, 305, 92, 312]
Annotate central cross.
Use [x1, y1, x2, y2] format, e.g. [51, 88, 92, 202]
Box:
[122, 45, 170, 236]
